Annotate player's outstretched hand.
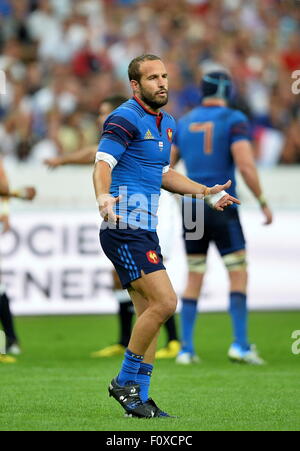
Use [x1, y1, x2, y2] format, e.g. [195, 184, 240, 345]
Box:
[205, 180, 241, 211]
[44, 158, 63, 169]
[97, 194, 123, 224]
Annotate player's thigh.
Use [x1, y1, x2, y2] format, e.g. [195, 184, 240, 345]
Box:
[130, 270, 177, 312]
[128, 287, 148, 317]
[213, 207, 246, 256]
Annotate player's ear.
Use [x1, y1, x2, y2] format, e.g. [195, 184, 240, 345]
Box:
[130, 79, 139, 93]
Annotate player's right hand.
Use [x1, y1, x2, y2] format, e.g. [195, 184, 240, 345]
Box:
[97, 194, 123, 224]
[44, 158, 63, 169]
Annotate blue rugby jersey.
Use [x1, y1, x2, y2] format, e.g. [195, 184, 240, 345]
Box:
[174, 105, 250, 199]
[96, 96, 176, 231]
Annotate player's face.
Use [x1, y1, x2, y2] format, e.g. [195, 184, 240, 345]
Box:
[98, 101, 114, 129]
[133, 60, 169, 111]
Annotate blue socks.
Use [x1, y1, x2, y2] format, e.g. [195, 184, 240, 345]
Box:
[136, 362, 153, 403]
[179, 294, 249, 354]
[180, 298, 198, 354]
[117, 350, 154, 402]
[229, 291, 250, 351]
[117, 349, 143, 386]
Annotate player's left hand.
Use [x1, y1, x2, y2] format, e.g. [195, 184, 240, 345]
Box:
[205, 180, 241, 211]
[0, 214, 10, 234]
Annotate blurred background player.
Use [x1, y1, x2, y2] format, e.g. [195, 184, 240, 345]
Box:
[45, 95, 180, 359]
[172, 71, 273, 365]
[0, 158, 36, 364]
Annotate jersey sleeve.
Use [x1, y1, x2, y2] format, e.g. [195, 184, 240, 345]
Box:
[96, 110, 139, 168]
[229, 111, 251, 146]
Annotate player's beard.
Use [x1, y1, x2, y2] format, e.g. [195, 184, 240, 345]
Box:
[139, 85, 169, 111]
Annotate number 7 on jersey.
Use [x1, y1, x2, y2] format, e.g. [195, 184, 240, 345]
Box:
[189, 122, 214, 154]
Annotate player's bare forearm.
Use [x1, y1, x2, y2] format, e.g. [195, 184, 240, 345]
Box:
[162, 169, 240, 211]
[0, 188, 36, 200]
[63, 146, 97, 165]
[232, 141, 263, 199]
[45, 146, 97, 168]
[239, 164, 263, 198]
[162, 168, 209, 198]
[93, 161, 113, 200]
[239, 164, 272, 223]
[0, 185, 9, 196]
[232, 140, 272, 223]
[93, 161, 122, 223]
[0, 160, 10, 196]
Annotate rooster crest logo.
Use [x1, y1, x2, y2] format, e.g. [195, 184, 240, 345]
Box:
[167, 128, 173, 143]
[146, 251, 160, 264]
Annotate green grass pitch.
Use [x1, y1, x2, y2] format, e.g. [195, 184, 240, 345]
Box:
[0, 311, 299, 431]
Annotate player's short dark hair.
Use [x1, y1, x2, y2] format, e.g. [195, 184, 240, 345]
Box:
[101, 95, 128, 110]
[201, 72, 232, 100]
[128, 54, 162, 82]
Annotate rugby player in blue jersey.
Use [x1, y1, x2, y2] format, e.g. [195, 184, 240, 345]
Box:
[45, 95, 181, 360]
[173, 71, 273, 366]
[93, 55, 240, 418]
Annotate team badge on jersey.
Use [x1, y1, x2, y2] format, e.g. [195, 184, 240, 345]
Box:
[146, 250, 160, 264]
[167, 128, 173, 143]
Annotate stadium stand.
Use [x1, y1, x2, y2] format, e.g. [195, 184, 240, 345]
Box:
[0, 0, 300, 165]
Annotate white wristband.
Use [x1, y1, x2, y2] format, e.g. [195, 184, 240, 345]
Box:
[204, 190, 227, 208]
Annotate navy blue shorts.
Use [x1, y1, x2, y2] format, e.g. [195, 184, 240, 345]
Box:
[100, 225, 165, 289]
[183, 202, 246, 257]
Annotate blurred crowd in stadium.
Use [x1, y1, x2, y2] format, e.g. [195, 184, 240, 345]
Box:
[0, 0, 300, 166]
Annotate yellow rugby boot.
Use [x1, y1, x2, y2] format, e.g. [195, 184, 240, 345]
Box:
[0, 354, 17, 364]
[155, 340, 181, 359]
[90, 344, 125, 358]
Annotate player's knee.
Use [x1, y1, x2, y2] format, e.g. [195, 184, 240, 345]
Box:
[163, 295, 177, 320]
[150, 294, 177, 323]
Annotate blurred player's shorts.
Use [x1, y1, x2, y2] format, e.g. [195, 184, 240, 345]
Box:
[182, 202, 246, 256]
